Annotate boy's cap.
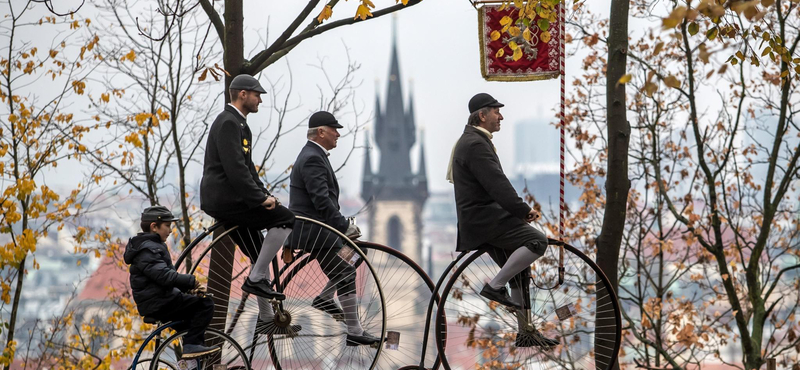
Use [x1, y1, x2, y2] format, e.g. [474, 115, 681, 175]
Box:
[141, 205, 179, 223]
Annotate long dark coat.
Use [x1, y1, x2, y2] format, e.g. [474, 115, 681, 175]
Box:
[200, 105, 270, 216]
[288, 141, 349, 250]
[452, 125, 531, 251]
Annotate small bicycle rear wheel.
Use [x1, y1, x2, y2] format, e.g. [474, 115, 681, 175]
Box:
[130, 357, 177, 370]
[435, 240, 621, 370]
[151, 327, 251, 370]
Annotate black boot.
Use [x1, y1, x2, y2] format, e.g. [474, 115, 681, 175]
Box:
[480, 284, 522, 309]
[242, 277, 285, 300]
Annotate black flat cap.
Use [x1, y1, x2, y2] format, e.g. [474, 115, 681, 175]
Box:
[309, 111, 343, 129]
[468, 93, 504, 113]
[141, 205, 180, 223]
[229, 74, 267, 94]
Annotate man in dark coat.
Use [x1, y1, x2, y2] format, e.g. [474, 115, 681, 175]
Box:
[124, 205, 218, 358]
[200, 74, 298, 334]
[288, 111, 382, 346]
[447, 93, 559, 348]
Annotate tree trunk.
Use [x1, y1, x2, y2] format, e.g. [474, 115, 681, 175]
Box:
[207, 0, 244, 343]
[596, 0, 631, 368]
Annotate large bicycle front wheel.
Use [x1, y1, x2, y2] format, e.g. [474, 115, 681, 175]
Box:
[435, 240, 621, 370]
[269, 218, 387, 370]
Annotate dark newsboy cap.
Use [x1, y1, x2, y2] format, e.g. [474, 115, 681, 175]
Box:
[141, 205, 180, 223]
[309, 111, 343, 129]
[229, 74, 267, 94]
[468, 93, 504, 113]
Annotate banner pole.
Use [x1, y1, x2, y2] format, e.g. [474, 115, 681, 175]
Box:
[559, 1, 566, 241]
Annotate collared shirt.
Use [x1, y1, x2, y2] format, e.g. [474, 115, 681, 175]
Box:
[446, 125, 496, 184]
[309, 140, 330, 157]
[227, 103, 247, 120]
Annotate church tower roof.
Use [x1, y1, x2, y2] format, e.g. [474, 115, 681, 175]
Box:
[362, 17, 428, 205]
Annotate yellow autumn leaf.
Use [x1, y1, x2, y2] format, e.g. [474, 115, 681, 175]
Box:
[490, 30, 501, 41]
[121, 50, 136, 62]
[523, 27, 532, 42]
[643, 82, 658, 97]
[496, 48, 505, 58]
[653, 42, 664, 56]
[354, 4, 373, 20]
[663, 75, 681, 88]
[317, 5, 333, 23]
[541, 31, 551, 43]
[508, 26, 521, 37]
[662, 6, 686, 29]
[616, 74, 632, 86]
[512, 47, 523, 61]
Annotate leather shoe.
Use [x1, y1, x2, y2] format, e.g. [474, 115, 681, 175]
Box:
[312, 296, 344, 322]
[515, 329, 560, 348]
[255, 318, 302, 336]
[182, 343, 220, 358]
[242, 277, 285, 300]
[346, 331, 383, 346]
[480, 284, 522, 309]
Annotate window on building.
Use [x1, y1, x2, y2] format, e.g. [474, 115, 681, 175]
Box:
[388, 216, 402, 250]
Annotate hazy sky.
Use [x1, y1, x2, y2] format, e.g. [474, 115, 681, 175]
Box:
[236, 0, 599, 196]
[28, 0, 610, 200]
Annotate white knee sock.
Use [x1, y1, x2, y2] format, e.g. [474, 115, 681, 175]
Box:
[340, 294, 363, 335]
[249, 227, 292, 281]
[489, 247, 540, 289]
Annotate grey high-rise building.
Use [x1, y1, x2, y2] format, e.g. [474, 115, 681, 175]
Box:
[513, 119, 560, 176]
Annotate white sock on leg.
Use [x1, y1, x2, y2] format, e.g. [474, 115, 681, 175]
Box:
[489, 247, 540, 289]
[340, 294, 363, 335]
[249, 227, 292, 281]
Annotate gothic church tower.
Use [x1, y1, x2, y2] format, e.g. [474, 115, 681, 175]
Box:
[361, 24, 428, 263]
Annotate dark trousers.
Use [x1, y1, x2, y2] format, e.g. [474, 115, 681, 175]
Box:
[153, 293, 214, 345]
[210, 205, 295, 264]
[309, 248, 357, 295]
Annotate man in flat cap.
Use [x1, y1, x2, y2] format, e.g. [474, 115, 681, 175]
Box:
[446, 93, 559, 347]
[200, 74, 299, 334]
[287, 111, 380, 346]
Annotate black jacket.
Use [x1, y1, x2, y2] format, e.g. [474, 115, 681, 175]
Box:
[124, 233, 196, 316]
[452, 125, 531, 251]
[288, 141, 349, 250]
[201, 105, 269, 216]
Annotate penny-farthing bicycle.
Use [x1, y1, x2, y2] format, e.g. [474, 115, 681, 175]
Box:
[421, 237, 622, 370]
[173, 216, 392, 370]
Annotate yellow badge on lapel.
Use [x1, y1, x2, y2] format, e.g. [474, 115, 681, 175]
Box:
[243, 138, 250, 153]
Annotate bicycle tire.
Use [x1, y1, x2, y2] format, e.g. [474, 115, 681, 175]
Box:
[435, 241, 622, 370]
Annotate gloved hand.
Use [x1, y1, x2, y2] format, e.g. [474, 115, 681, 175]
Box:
[345, 222, 362, 240]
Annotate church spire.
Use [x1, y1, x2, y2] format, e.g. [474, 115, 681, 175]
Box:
[362, 130, 373, 178]
[417, 128, 427, 178]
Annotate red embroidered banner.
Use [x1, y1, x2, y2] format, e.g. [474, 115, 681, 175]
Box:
[478, 5, 560, 82]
